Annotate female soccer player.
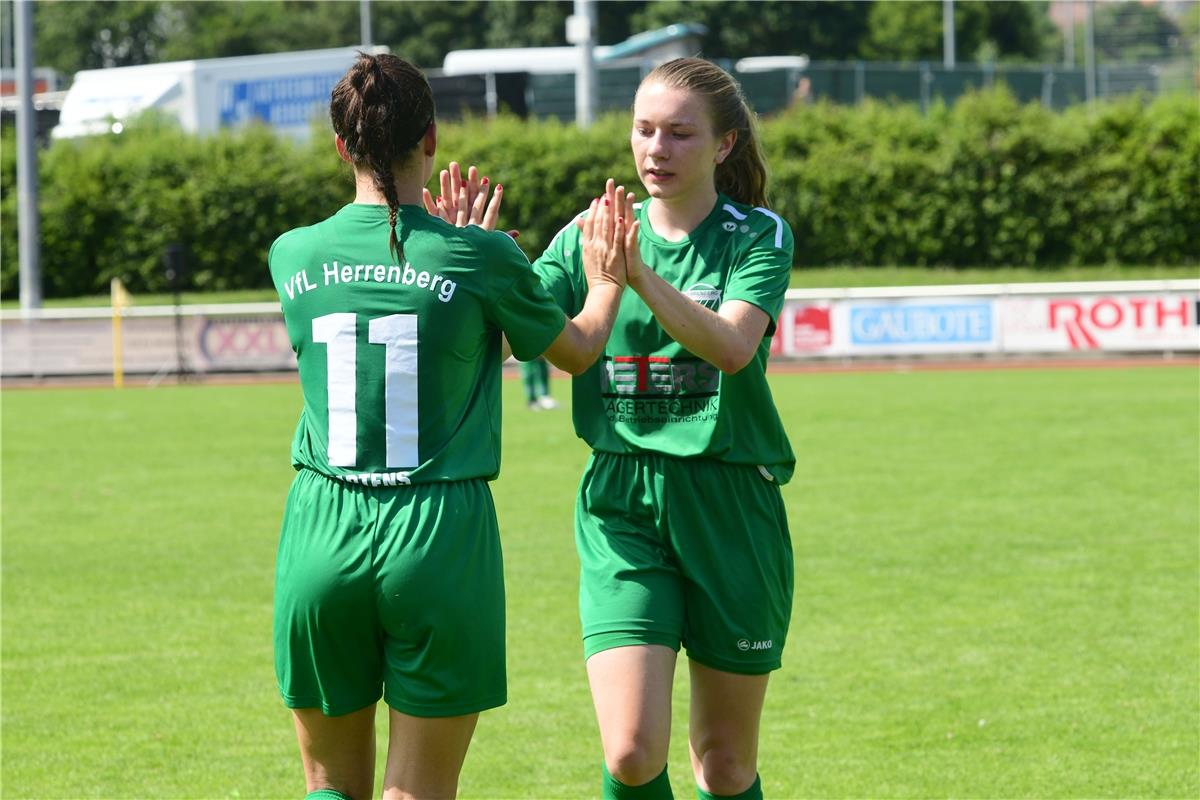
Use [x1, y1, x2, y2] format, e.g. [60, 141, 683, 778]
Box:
[532, 58, 796, 799]
[268, 53, 626, 800]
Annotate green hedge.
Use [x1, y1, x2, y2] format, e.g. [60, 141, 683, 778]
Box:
[2, 88, 1197, 297]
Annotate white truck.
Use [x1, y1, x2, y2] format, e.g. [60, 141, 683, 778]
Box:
[51, 46, 384, 140]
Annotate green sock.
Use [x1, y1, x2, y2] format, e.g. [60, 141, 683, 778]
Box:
[603, 762, 674, 799]
[305, 790, 354, 800]
[696, 773, 762, 800]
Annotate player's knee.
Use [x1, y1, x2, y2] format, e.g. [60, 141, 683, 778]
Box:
[696, 747, 756, 796]
[606, 739, 668, 787]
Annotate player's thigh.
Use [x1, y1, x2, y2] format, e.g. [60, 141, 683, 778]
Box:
[687, 659, 769, 791]
[375, 479, 507, 718]
[586, 643, 677, 772]
[292, 704, 377, 799]
[666, 460, 794, 675]
[382, 708, 479, 799]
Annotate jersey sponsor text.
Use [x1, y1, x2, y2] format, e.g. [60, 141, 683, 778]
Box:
[335, 470, 412, 487]
[281, 261, 458, 304]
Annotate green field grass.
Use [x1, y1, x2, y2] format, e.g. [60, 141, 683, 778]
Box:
[2, 366, 1198, 798]
[4, 265, 1197, 309]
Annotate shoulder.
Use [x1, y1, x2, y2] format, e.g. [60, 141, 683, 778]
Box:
[415, 215, 531, 264]
[715, 197, 792, 252]
[462, 223, 532, 264]
[269, 220, 324, 263]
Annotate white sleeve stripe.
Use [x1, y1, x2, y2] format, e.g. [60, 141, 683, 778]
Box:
[721, 203, 748, 221]
[723, 202, 785, 249]
[547, 210, 588, 250]
[753, 207, 785, 249]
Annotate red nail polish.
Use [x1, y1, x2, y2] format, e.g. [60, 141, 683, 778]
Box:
[496, 184, 503, 191]
[481, 177, 489, 184]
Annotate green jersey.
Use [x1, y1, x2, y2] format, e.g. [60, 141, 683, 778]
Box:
[532, 194, 796, 483]
[269, 203, 565, 485]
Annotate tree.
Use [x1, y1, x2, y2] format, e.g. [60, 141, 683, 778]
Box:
[33, 0, 178, 76]
[861, 0, 1043, 63]
[631, 0, 870, 60]
[1092, 1, 1182, 63]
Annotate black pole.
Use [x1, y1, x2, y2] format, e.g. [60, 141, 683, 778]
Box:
[163, 243, 190, 380]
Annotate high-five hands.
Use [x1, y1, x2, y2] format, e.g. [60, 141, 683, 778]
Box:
[423, 161, 518, 238]
[577, 178, 633, 291]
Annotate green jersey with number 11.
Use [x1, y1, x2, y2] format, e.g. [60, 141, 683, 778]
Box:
[269, 203, 565, 485]
[532, 194, 796, 484]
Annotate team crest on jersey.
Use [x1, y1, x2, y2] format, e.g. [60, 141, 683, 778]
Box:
[684, 283, 723, 311]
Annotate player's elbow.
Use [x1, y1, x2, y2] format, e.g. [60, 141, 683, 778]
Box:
[557, 354, 594, 376]
[543, 349, 590, 376]
[712, 346, 756, 375]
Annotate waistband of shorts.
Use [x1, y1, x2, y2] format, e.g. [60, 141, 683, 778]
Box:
[589, 449, 766, 473]
[296, 466, 489, 492]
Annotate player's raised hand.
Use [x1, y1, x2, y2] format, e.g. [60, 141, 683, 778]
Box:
[577, 179, 627, 291]
[423, 161, 514, 235]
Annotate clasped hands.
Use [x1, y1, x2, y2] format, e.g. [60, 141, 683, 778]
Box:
[576, 178, 644, 293]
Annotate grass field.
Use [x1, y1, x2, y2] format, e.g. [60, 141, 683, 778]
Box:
[2, 366, 1198, 798]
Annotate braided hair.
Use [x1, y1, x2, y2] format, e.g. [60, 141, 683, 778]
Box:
[330, 53, 435, 260]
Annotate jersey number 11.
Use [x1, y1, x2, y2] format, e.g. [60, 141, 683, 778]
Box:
[312, 312, 419, 469]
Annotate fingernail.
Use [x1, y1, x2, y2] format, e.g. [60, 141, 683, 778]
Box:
[496, 184, 502, 191]
[481, 177, 489, 184]
[603, 199, 609, 206]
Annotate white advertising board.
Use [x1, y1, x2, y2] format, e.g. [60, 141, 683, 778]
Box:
[770, 281, 1198, 359]
[3, 282, 1196, 378]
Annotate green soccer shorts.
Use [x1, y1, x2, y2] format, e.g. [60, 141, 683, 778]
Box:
[575, 451, 794, 674]
[274, 468, 506, 718]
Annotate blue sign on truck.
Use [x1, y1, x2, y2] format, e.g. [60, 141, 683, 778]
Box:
[218, 73, 343, 128]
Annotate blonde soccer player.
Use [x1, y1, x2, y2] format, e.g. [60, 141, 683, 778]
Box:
[532, 59, 796, 800]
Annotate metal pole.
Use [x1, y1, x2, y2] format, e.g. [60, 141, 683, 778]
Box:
[920, 62, 932, 114]
[1084, 0, 1096, 108]
[360, 0, 372, 48]
[15, 0, 41, 312]
[1064, 0, 1075, 67]
[571, 0, 597, 128]
[943, 0, 956, 69]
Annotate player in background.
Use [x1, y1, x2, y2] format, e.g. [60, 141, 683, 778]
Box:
[267, 53, 627, 800]
[531, 58, 796, 800]
[521, 357, 559, 410]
